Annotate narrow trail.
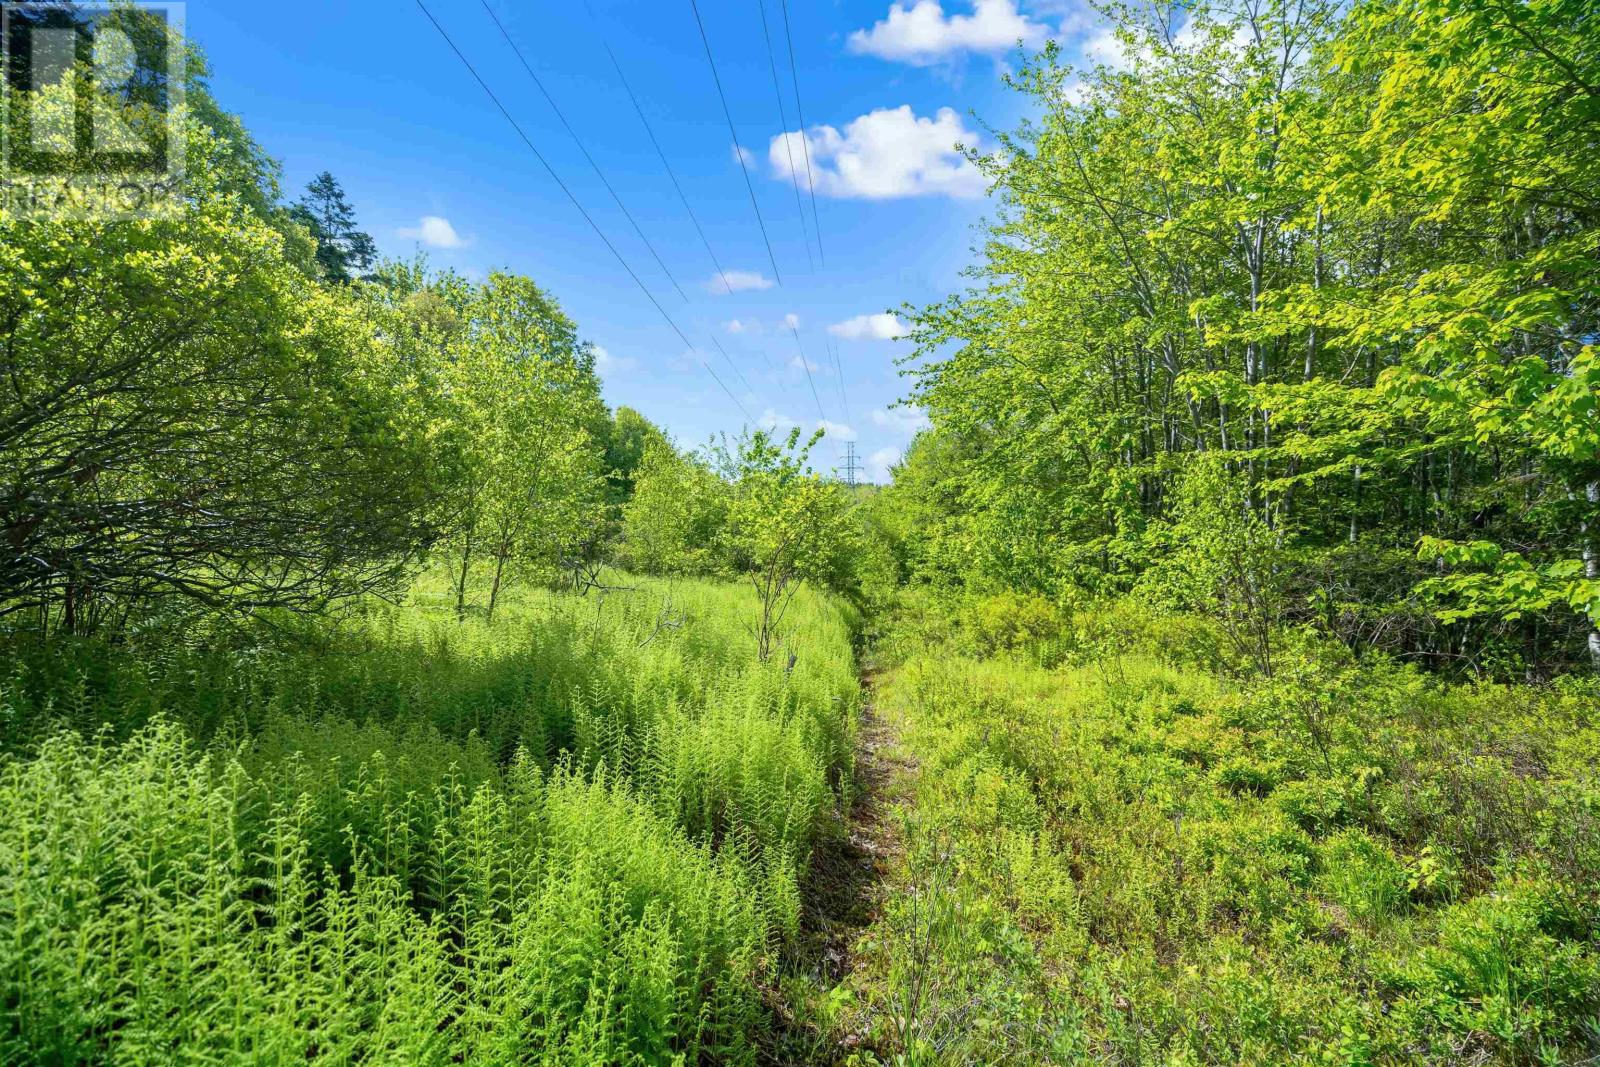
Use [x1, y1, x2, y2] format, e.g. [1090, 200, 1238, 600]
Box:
[807, 666, 917, 981]
[767, 663, 919, 1064]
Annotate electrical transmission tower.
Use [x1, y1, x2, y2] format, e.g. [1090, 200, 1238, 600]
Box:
[842, 442, 861, 487]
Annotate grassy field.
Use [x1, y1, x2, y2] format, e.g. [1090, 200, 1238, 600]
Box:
[833, 595, 1600, 1066]
[0, 572, 860, 1064]
[5, 577, 1598, 1065]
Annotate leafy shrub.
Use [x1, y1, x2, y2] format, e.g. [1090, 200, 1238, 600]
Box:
[966, 591, 1063, 655]
[1389, 875, 1600, 1058]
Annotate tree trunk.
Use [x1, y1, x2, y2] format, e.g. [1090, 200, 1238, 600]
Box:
[1586, 480, 1600, 672]
[455, 532, 473, 620]
[488, 538, 509, 621]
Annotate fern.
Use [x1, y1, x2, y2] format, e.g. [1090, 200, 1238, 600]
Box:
[0, 573, 861, 1062]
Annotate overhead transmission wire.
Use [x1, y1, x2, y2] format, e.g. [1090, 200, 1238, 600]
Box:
[687, 0, 783, 286]
[827, 336, 851, 426]
[477, 0, 689, 303]
[483, 0, 758, 396]
[583, 1, 736, 296]
[756, 0, 814, 272]
[778, 0, 824, 266]
[788, 322, 827, 425]
[413, 0, 752, 421]
[773, 0, 850, 433]
[578, 2, 763, 390]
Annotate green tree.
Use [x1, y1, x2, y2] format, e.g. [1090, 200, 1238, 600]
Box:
[1329, 0, 1600, 668]
[289, 171, 377, 284]
[1150, 459, 1286, 675]
[0, 126, 444, 631]
[435, 273, 606, 618]
[601, 406, 670, 506]
[621, 439, 729, 577]
[716, 429, 858, 662]
[897, 0, 1600, 672]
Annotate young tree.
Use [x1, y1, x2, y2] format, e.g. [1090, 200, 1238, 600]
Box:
[717, 429, 858, 662]
[1154, 459, 1286, 676]
[602, 406, 671, 505]
[621, 439, 729, 577]
[435, 273, 607, 618]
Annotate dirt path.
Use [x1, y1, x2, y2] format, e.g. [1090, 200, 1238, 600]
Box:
[766, 664, 919, 1064]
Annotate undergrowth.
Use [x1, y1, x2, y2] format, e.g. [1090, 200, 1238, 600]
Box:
[0, 571, 860, 1064]
[836, 591, 1600, 1065]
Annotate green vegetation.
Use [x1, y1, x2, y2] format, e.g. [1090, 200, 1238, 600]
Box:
[829, 597, 1599, 1064]
[818, 1, 1600, 1060]
[3, 0, 1598, 1063]
[1, 574, 859, 1063]
[892, 0, 1600, 676]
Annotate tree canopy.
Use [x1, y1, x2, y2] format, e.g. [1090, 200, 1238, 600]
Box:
[892, 0, 1600, 675]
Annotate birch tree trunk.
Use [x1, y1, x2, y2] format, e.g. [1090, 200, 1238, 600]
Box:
[1586, 480, 1600, 672]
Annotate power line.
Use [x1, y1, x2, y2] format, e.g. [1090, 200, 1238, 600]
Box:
[692, 358, 750, 423]
[584, 3, 736, 295]
[788, 323, 827, 425]
[757, 0, 814, 272]
[413, 0, 751, 422]
[826, 336, 851, 426]
[745, 342, 778, 374]
[477, 0, 689, 302]
[778, 0, 824, 266]
[705, 331, 755, 396]
[687, 0, 783, 286]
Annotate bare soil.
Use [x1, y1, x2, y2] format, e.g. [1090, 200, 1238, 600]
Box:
[762, 665, 919, 1065]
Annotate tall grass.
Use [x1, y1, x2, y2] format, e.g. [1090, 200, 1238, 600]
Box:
[0, 571, 860, 1063]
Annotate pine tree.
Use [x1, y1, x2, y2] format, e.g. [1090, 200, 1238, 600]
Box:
[290, 171, 377, 283]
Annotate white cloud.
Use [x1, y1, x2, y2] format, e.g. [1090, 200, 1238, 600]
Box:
[1174, 15, 1258, 57]
[871, 406, 932, 435]
[789, 354, 821, 373]
[704, 270, 775, 294]
[781, 312, 801, 330]
[397, 215, 469, 249]
[1074, 13, 1254, 75]
[758, 409, 857, 444]
[829, 312, 907, 341]
[759, 408, 800, 435]
[732, 143, 757, 166]
[591, 344, 637, 378]
[1029, 0, 1097, 34]
[770, 106, 986, 200]
[724, 318, 759, 334]
[869, 446, 904, 482]
[1080, 25, 1128, 69]
[848, 0, 1051, 66]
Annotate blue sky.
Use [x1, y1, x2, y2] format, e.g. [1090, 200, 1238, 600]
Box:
[193, 1, 1112, 481]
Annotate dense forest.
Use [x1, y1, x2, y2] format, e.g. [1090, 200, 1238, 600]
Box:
[1, 0, 1597, 1065]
